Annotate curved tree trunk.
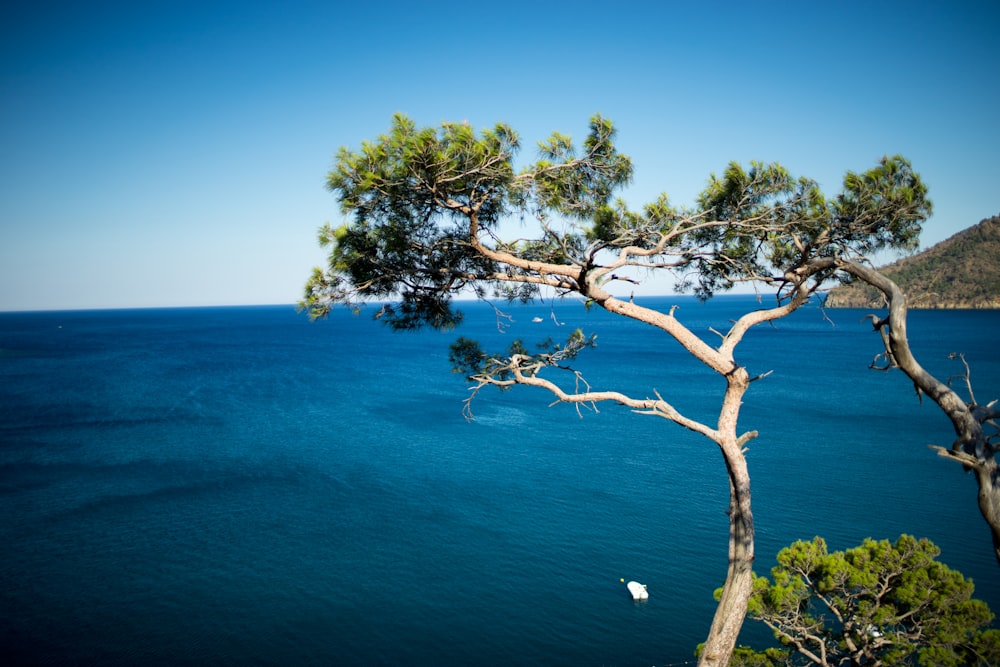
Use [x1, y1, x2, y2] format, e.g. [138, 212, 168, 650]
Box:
[837, 259, 1000, 564]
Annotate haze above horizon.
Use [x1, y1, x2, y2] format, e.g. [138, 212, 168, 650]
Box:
[2, 1, 998, 312]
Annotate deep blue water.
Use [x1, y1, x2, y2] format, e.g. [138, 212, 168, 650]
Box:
[1, 296, 998, 666]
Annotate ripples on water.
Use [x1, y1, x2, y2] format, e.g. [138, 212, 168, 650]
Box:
[1, 297, 997, 665]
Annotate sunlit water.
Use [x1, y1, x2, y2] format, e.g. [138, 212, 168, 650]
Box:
[1, 296, 997, 665]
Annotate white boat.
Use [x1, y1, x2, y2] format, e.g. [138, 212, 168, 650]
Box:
[624, 580, 648, 600]
[531, 317, 543, 322]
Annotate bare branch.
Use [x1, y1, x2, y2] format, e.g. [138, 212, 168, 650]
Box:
[946, 352, 977, 406]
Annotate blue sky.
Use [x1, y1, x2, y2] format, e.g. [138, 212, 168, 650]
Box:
[2, 1, 998, 311]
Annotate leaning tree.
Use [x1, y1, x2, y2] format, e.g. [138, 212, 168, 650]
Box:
[819, 260, 1000, 565]
[299, 114, 995, 665]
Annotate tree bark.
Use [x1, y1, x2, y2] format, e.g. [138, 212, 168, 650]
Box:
[699, 369, 756, 666]
[835, 259, 1000, 565]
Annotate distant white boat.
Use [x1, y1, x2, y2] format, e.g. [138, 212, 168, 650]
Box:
[623, 579, 648, 600]
[531, 317, 543, 323]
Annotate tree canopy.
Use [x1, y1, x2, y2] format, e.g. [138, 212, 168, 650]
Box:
[736, 535, 1000, 666]
[303, 113, 931, 329]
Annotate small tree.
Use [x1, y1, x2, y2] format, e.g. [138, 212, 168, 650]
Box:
[301, 114, 932, 665]
[738, 535, 1000, 666]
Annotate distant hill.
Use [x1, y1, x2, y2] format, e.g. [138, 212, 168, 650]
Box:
[824, 214, 1000, 309]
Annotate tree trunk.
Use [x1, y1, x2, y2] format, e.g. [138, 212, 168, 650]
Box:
[699, 371, 756, 666]
[700, 459, 755, 665]
[836, 259, 1000, 565]
[972, 462, 1000, 564]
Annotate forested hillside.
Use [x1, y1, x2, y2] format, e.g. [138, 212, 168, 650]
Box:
[824, 214, 1000, 309]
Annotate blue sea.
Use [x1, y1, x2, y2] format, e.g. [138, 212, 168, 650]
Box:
[2, 296, 998, 666]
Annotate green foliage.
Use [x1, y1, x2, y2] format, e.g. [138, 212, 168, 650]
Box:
[682, 156, 930, 300]
[740, 535, 1000, 666]
[686, 161, 804, 298]
[301, 113, 633, 328]
[730, 645, 796, 666]
[833, 155, 932, 256]
[531, 115, 634, 220]
[303, 114, 933, 323]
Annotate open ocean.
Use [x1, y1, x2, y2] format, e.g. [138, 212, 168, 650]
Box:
[1, 295, 998, 666]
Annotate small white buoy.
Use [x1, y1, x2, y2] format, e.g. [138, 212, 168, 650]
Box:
[625, 580, 648, 600]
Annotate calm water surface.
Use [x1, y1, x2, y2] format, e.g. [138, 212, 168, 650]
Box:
[1, 296, 997, 665]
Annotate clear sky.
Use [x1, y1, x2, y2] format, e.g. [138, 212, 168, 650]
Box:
[2, 0, 998, 311]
